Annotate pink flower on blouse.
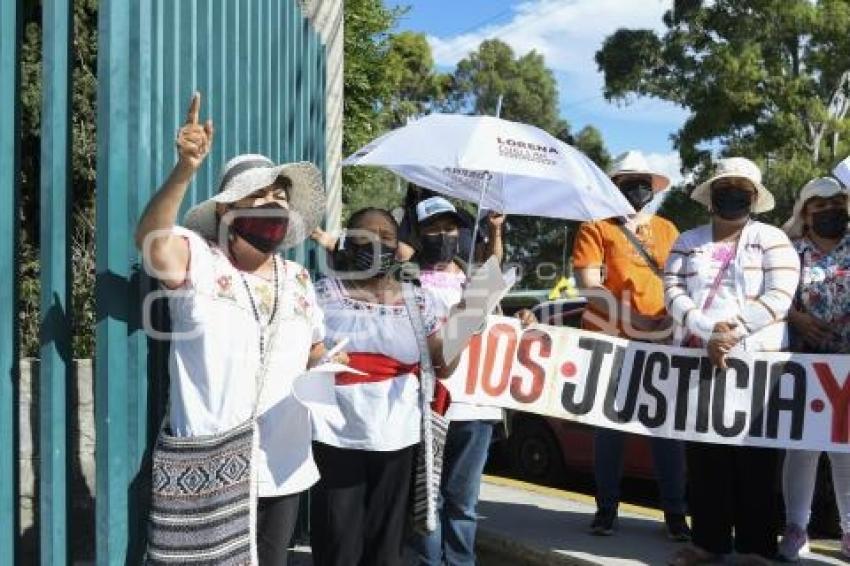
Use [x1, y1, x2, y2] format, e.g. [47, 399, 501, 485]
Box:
[711, 243, 735, 263]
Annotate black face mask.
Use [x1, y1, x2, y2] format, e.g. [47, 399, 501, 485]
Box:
[420, 233, 459, 266]
[811, 208, 849, 240]
[346, 241, 398, 277]
[711, 189, 753, 221]
[229, 202, 289, 253]
[618, 179, 653, 211]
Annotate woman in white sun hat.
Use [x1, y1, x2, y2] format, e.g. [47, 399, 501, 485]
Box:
[664, 157, 799, 566]
[778, 176, 850, 561]
[135, 93, 333, 566]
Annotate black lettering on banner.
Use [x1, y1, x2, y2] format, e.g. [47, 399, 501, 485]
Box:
[603, 347, 641, 423]
[638, 352, 669, 428]
[561, 337, 613, 415]
[696, 357, 714, 433]
[749, 360, 769, 438]
[711, 357, 749, 438]
[767, 361, 807, 440]
[671, 355, 699, 431]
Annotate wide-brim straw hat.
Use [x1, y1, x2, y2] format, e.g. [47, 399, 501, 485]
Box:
[183, 154, 326, 249]
[782, 177, 849, 239]
[607, 150, 671, 191]
[691, 157, 774, 214]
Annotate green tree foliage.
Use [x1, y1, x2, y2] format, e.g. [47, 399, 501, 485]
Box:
[596, 0, 850, 225]
[445, 38, 614, 288]
[19, 0, 98, 358]
[383, 31, 452, 128]
[573, 125, 612, 172]
[450, 39, 569, 136]
[342, 0, 403, 216]
[343, 13, 459, 218]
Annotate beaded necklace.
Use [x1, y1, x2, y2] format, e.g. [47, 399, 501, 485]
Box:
[236, 257, 280, 362]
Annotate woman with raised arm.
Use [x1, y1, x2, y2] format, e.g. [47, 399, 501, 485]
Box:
[136, 93, 331, 566]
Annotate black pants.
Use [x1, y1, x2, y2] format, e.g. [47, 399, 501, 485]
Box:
[256, 493, 301, 566]
[686, 442, 779, 558]
[310, 442, 415, 566]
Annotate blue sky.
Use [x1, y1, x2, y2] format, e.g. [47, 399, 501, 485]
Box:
[387, 0, 689, 182]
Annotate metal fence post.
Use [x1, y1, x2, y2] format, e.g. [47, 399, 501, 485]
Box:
[0, 1, 22, 561]
[39, 0, 73, 562]
[95, 0, 132, 563]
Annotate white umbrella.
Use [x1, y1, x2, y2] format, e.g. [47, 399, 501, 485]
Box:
[343, 113, 635, 223]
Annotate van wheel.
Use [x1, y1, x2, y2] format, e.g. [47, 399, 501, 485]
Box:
[510, 417, 565, 486]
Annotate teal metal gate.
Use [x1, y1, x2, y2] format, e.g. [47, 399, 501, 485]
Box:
[1, 0, 337, 563]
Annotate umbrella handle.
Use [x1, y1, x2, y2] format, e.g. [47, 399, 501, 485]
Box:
[467, 177, 490, 274]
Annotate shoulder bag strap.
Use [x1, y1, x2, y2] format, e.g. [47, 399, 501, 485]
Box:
[616, 221, 663, 278]
[701, 246, 736, 312]
[400, 282, 436, 403]
[681, 239, 736, 347]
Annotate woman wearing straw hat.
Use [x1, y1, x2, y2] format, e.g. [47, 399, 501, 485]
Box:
[664, 157, 800, 565]
[778, 177, 850, 561]
[135, 93, 333, 566]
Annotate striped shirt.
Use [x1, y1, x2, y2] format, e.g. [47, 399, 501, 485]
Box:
[663, 221, 799, 351]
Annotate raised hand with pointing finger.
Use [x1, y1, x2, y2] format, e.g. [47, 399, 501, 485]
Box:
[135, 91, 215, 288]
[176, 92, 215, 171]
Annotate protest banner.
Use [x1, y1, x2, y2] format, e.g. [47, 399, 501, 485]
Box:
[443, 317, 850, 452]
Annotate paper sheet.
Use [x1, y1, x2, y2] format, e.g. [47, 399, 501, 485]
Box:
[292, 363, 364, 428]
[440, 256, 518, 362]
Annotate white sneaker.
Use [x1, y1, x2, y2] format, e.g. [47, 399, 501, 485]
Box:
[777, 523, 809, 561]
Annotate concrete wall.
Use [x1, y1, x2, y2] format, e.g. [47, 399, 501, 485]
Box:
[303, 0, 345, 232]
[19, 359, 95, 562]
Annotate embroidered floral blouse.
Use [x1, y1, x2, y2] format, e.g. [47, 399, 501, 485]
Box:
[794, 233, 850, 353]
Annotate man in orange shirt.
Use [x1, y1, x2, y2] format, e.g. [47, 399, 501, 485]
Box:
[572, 151, 689, 541]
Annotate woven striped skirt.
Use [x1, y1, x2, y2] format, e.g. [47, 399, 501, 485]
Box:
[146, 420, 256, 565]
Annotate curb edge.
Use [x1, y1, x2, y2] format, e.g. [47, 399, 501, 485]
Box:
[476, 528, 601, 566]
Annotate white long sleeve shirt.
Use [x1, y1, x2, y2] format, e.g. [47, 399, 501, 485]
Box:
[663, 221, 800, 351]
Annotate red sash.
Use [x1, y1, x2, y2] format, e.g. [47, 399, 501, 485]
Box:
[335, 352, 451, 415]
[335, 352, 420, 386]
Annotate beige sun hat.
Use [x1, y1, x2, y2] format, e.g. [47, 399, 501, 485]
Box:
[782, 177, 849, 239]
[690, 157, 774, 214]
[607, 150, 670, 191]
[183, 154, 326, 249]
